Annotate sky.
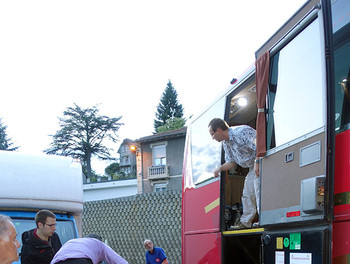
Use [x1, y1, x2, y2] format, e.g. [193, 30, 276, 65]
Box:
[0, 0, 306, 173]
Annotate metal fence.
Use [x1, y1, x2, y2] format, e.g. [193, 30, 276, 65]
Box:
[83, 190, 181, 264]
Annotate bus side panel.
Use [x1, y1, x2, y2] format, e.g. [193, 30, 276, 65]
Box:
[333, 221, 350, 263]
[334, 130, 350, 220]
[182, 180, 220, 234]
[183, 232, 221, 264]
[263, 226, 329, 264]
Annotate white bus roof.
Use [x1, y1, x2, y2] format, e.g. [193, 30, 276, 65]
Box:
[0, 151, 83, 214]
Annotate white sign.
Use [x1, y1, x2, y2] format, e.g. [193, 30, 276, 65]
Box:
[275, 251, 285, 264]
[290, 253, 312, 264]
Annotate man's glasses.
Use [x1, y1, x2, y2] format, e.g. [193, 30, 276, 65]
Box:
[210, 130, 217, 137]
[44, 223, 56, 228]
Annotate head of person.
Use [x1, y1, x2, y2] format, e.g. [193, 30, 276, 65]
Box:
[85, 233, 103, 241]
[35, 209, 57, 239]
[0, 214, 21, 264]
[144, 239, 154, 252]
[208, 118, 229, 142]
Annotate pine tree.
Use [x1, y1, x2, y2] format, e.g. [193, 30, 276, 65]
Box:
[0, 118, 19, 151]
[154, 80, 184, 132]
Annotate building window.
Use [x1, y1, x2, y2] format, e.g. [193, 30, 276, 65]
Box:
[154, 182, 168, 192]
[152, 144, 166, 166]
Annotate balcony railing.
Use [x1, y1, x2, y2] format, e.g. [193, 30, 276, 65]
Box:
[147, 165, 169, 180]
[119, 160, 132, 166]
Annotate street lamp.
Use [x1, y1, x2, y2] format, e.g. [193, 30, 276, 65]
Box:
[130, 144, 137, 153]
[129, 142, 143, 193]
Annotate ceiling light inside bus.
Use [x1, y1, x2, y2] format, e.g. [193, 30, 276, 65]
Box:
[237, 97, 248, 107]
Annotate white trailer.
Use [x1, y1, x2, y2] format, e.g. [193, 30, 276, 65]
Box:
[0, 150, 84, 264]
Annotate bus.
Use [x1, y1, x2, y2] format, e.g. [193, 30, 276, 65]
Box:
[181, 0, 349, 263]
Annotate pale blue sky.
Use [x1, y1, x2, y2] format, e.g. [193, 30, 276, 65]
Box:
[0, 0, 306, 172]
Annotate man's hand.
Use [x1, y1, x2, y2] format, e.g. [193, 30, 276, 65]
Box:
[214, 168, 221, 177]
[254, 162, 259, 177]
[214, 162, 235, 178]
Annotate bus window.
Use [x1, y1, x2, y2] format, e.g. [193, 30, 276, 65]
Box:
[227, 78, 257, 129]
[266, 18, 325, 150]
[332, 0, 350, 132]
[191, 96, 226, 185]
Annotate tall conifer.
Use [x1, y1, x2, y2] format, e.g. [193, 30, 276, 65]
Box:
[154, 80, 184, 132]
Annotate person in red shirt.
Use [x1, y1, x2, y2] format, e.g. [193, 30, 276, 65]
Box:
[144, 239, 168, 264]
[21, 209, 62, 264]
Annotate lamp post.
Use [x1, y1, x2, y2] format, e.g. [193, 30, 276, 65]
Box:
[130, 142, 143, 193]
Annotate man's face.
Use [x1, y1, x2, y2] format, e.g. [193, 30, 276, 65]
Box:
[209, 126, 223, 142]
[144, 241, 154, 252]
[38, 217, 57, 238]
[0, 223, 20, 264]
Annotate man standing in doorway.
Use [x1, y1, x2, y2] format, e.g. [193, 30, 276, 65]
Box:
[208, 118, 260, 229]
[21, 209, 62, 264]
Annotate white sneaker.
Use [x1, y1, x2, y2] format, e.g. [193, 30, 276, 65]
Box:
[230, 221, 251, 230]
[252, 222, 260, 228]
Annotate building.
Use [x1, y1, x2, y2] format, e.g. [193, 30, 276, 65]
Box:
[135, 127, 187, 194]
[83, 178, 137, 202]
[82, 139, 138, 202]
[117, 138, 137, 177]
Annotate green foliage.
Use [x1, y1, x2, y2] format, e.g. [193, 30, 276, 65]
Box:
[156, 117, 186, 133]
[89, 177, 98, 182]
[44, 104, 123, 178]
[105, 162, 120, 175]
[154, 80, 184, 132]
[0, 118, 19, 151]
[109, 171, 136, 180]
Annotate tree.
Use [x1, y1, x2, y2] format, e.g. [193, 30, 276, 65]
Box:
[44, 104, 123, 178]
[105, 162, 120, 176]
[154, 80, 184, 132]
[0, 118, 19, 151]
[156, 117, 186, 133]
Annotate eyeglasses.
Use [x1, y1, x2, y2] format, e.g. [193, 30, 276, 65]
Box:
[44, 223, 56, 228]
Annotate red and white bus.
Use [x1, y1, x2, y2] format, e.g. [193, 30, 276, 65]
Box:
[182, 0, 350, 263]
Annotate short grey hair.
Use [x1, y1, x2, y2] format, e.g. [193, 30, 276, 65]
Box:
[0, 214, 12, 238]
[144, 239, 153, 246]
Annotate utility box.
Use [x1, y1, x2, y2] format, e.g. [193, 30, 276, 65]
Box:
[301, 175, 325, 214]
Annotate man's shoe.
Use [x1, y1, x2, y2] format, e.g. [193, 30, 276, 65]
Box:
[252, 222, 260, 228]
[230, 221, 251, 230]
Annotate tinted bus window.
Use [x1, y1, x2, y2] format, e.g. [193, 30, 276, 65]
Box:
[267, 18, 325, 150]
[332, 0, 350, 131]
[191, 96, 226, 185]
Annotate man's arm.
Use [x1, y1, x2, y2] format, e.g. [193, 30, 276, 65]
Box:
[254, 159, 260, 177]
[103, 243, 129, 264]
[214, 162, 236, 177]
[161, 259, 169, 264]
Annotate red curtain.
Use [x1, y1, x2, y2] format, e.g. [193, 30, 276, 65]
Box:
[255, 51, 270, 157]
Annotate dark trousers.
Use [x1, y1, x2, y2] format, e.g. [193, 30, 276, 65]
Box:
[56, 258, 93, 264]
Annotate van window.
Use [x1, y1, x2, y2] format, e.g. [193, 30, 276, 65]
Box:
[13, 219, 77, 256]
[266, 19, 325, 150]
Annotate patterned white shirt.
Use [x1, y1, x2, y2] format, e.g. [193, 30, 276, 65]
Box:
[223, 125, 256, 168]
